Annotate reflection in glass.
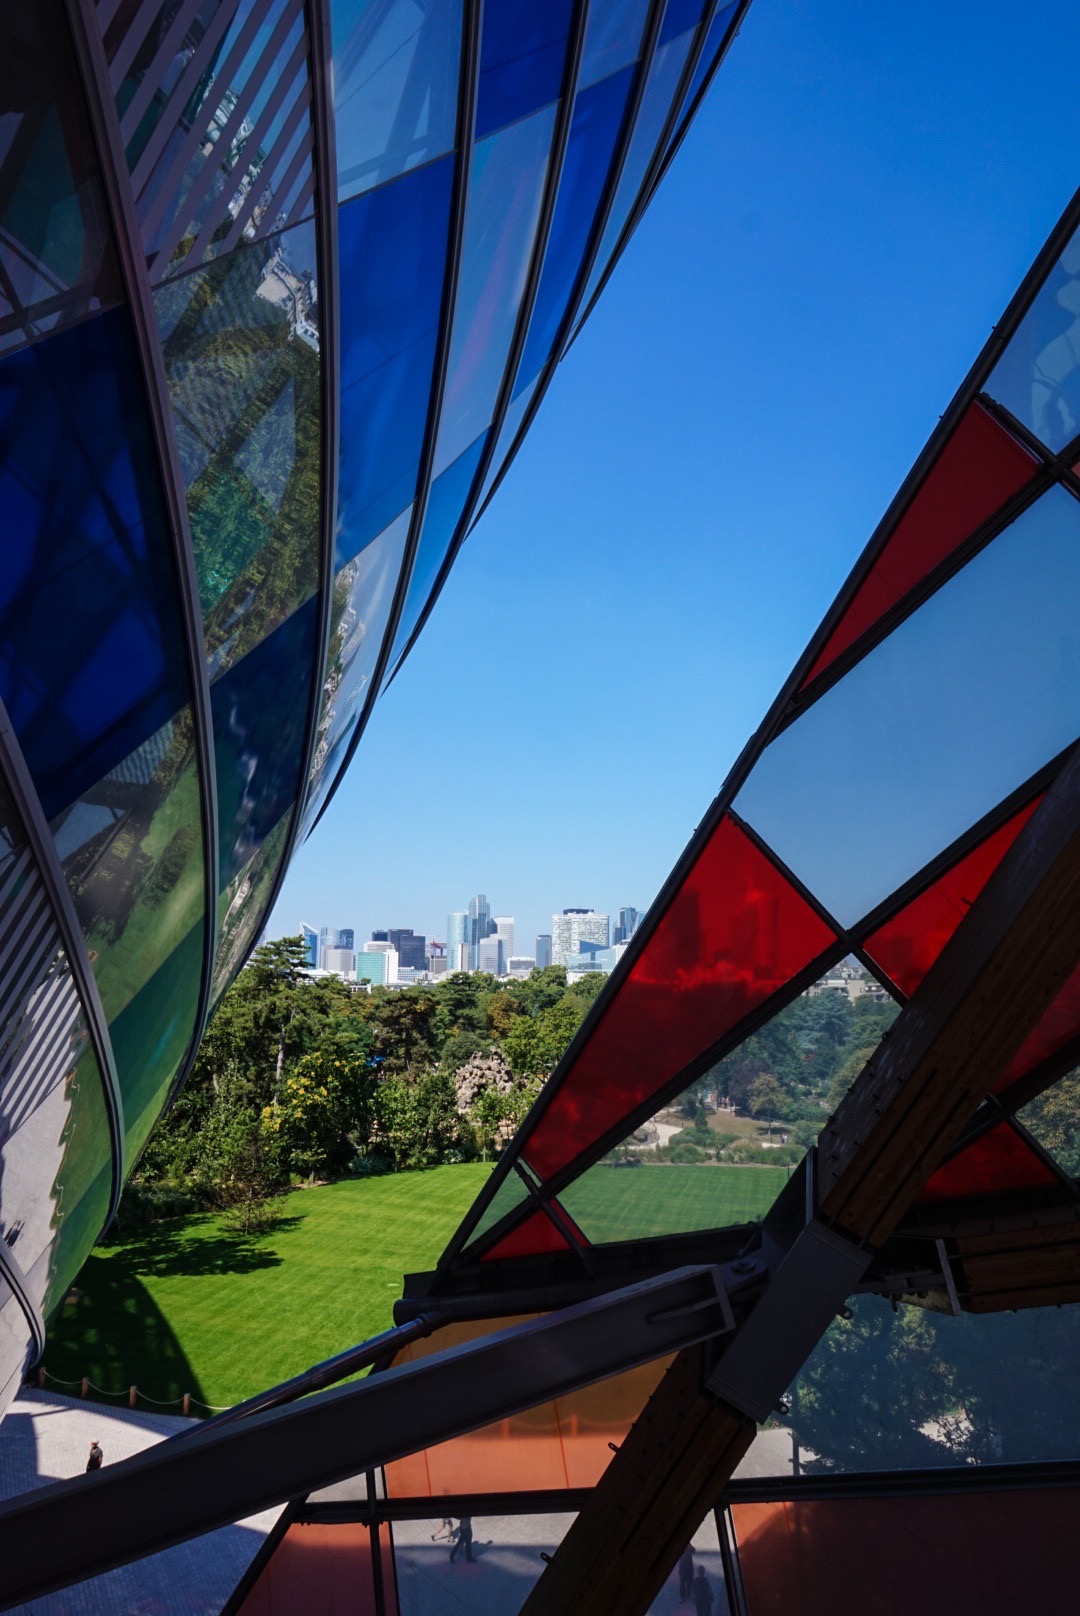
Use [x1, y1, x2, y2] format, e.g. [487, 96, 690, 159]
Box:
[734, 488, 1080, 929]
[0, 1285, 33, 1424]
[475, 0, 574, 140]
[304, 508, 413, 827]
[336, 158, 453, 568]
[387, 433, 487, 675]
[112, 921, 204, 1161]
[987, 221, 1080, 452]
[213, 810, 292, 1005]
[1018, 1072, 1080, 1179]
[574, 21, 697, 325]
[464, 1166, 533, 1253]
[579, 0, 651, 89]
[155, 220, 321, 681]
[331, 0, 461, 202]
[432, 108, 555, 477]
[0, 307, 188, 822]
[0, 3, 121, 356]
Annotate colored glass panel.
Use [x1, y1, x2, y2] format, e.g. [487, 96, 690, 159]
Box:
[998, 960, 1080, 1094]
[432, 107, 556, 477]
[520, 815, 836, 1182]
[112, 921, 205, 1162]
[659, 0, 709, 44]
[473, 371, 540, 514]
[863, 797, 1041, 996]
[919, 1121, 1057, 1202]
[212, 597, 316, 896]
[987, 222, 1080, 452]
[517, 66, 636, 388]
[235, 1520, 393, 1616]
[0, 3, 121, 357]
[331, 0, 461, 203]
[336, 159, 453, 569]
[462, 1165, 534, 1253]
[213, 810, 292, 1007]
[734, 487, 1080, 929]
[482, 1208, 573, 1260]
[475, 0, 575, 141]
[304, 507, 413, 831]
[575, 18, 697, 325]
[155, 219, 321, 682]
[803, 404, 1039, 686]
[387, 433, 487, 674]
[664, 2, 737, 151]
[0, 306, 188, 822]
[579, 0, 651, 89]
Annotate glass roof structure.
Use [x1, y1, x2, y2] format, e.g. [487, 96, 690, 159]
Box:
[0, 0, 745, 1420]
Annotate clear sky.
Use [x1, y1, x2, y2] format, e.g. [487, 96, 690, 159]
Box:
[268, 0, 1080, 957]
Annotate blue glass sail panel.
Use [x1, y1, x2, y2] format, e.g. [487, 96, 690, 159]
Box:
[659, 0, 708, 43]
[212, 596, 317, 894]
[574, 21, 697, 327]
[388, 432, 487, 675]
[733, 486, 1080, 929]
[665, 3, 736, 152]
[330, 0, 461, 203]
[475, 373, 540, 514]
[110, 920, 204, 1161]
[0, 307, 187, 822]
[336, 158, 453, 569]
[475, 0, 575, 140]
[986, 223, 1080, 452]
[517, 66, 636, 389]
[579, 0, 651, 89]
[433, 108, 556, 477]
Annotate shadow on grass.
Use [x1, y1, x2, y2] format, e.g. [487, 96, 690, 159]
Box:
[101, 1213, 302, 1280]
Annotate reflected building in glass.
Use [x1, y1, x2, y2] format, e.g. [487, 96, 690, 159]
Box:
[0, 0, 742, 1414]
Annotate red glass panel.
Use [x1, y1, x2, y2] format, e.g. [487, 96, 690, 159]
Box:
[863, 797, 1041, 994]
[997, 959, 1080, 1093]
[918, 1121, 1056, 1201]
[521, 815, 836, 1181]
[480, 1207, 574, 1261]
[236, 1522, 395, 1615]
[803, 403, 1038, 687]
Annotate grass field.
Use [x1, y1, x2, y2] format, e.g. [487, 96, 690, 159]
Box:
[42, 1166, 491, 1410]
[562, 1162, 791, 1242]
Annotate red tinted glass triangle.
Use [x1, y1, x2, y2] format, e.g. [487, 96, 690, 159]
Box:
[481, 1206, 576, 1261]
[520, 815, 836, 1181]
[863, 797, 1041, 995]
[803, 404, 1038, 688]
[996, 959, 1080, 1094]
[919, 1120, 1057, 1202]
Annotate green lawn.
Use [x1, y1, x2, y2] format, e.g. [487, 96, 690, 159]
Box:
[562, 1162, 791, 1243]
[42, 1165, 491, 1411]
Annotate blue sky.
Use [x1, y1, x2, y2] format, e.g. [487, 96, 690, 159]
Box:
[269, 0, 1080, 957]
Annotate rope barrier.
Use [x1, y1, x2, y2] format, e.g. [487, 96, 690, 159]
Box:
[35, 1369, 230, 1415]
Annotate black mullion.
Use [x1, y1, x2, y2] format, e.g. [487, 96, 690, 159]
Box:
[648, 0, 751, 196]
[976, 391, 1064, 464]
[120, 0, 241, 152]
[1008, 1114, 1080, 1195]
[304, 0, 482, 837]
[728, 808, 851, 946]
[64, 0, 220, 1181]
[932, 1028, 1080, 1164]
[384, 0, 671, 699]
[231, 0, 342, 1018]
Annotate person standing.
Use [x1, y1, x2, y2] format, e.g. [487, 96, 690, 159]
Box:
[678, 1542, 695, 1601]
[449, 1515, 474, 1563]
[693, 1564, 714, 1615]
[85, 1440, 103, 1473]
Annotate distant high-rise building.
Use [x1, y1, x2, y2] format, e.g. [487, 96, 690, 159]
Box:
[467, 893, 494, 968]
[552, 909, 609, 965]
[494, 916, 514, 962]
[389, 928, 428, 970]
[300, 923, 318, 969]
[338, 928, 354, 950]
[447, 913, 468, 972]
[371, 929, 389, 943]
[477, 935, 504, 975]
[322, 947, 356, 977]
[613, 906, 640, 945]
[508, 956, 536, 978]
[535, 934, 552, 969]
[362, 941, 398, 985]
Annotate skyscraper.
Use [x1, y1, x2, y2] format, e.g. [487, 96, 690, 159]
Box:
[552, 909, 610, 964]
[494, 916, 515, 962]
[467, 894, 493, 968]
[389, 929, 428, 971]
[300, 924, 318, 969]
[536, 935, 553, 970]
[613, 907, 641, 945]
[446, 913, 468, 973]
[477, 935, 504, 975]
[338, 929, 355, 950]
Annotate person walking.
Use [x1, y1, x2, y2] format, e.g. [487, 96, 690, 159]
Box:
[85, 1440, 103, 1473]
[678, 1543, 695, 1601]
[431, 1517, 454, 1542]
[449, 1515, 474, 1564]
[693, 1564, 714, 1615]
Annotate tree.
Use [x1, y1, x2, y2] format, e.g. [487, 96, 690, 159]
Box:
[748, 1072, 787, 1121]
[503, 995, 586, 1078]
[1018, 1070, 1080, 1176]
[269, 1051, 376, 1179]
[365, 989, 439, 1076]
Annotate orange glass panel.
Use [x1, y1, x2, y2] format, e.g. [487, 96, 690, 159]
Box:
[803, 402, 1038, 687]
[918, 1120, 1057, 1201]
[732, 1490, 1080, 1616]
[863, 796, 1040, 994]
[236, 1521, 395, 1616]
[382, 1317, 669, 1497]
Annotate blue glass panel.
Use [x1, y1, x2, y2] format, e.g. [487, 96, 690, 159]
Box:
[1, 2, 121, 357]
[213, 595, 317, 893]
[433, 108, 556, 477]
[110, 921, 204, 1160]
[574, 23, 697, 326]
[0, 307, 187, 822]
[734, 487, 1080, 929]
[154, 219, 321, 681]
[213, 809, 293, 1003]
[659, 0, 708, 44]
[304, 507, 413, 827]
[518, 66, 636, 387]
[475, 372, 540, 513]
[388, 433, 487, 673]
[987, 224, 1080, 452]
[331, 0, 461, 203]
[336, 158, 453, 569]
[665, 2, 736, 152]
[476, 0, 574, 140]
[579, 0, 651, 89]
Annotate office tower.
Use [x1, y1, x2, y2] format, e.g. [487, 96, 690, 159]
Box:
[300, 924, 318, 969]
[362, 942, 399, 986]
[551, 909, 610, 964]
[467, 893, 493, 968]
[338, 928, 355, 950]
[447, 914, 468, 973]
[535, 935, 553, 970]
[613, 907, 640, 945]
[371, 930, 389, 942]
[508, 957, 537, 979]
[322, 947, 356, 977]
[477, 935, 504, 975]
[388, 929, 428, 971]
[494, 916, 515, 961]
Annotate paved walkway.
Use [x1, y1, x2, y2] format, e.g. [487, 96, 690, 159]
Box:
[0, 1391, 280, 1614]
